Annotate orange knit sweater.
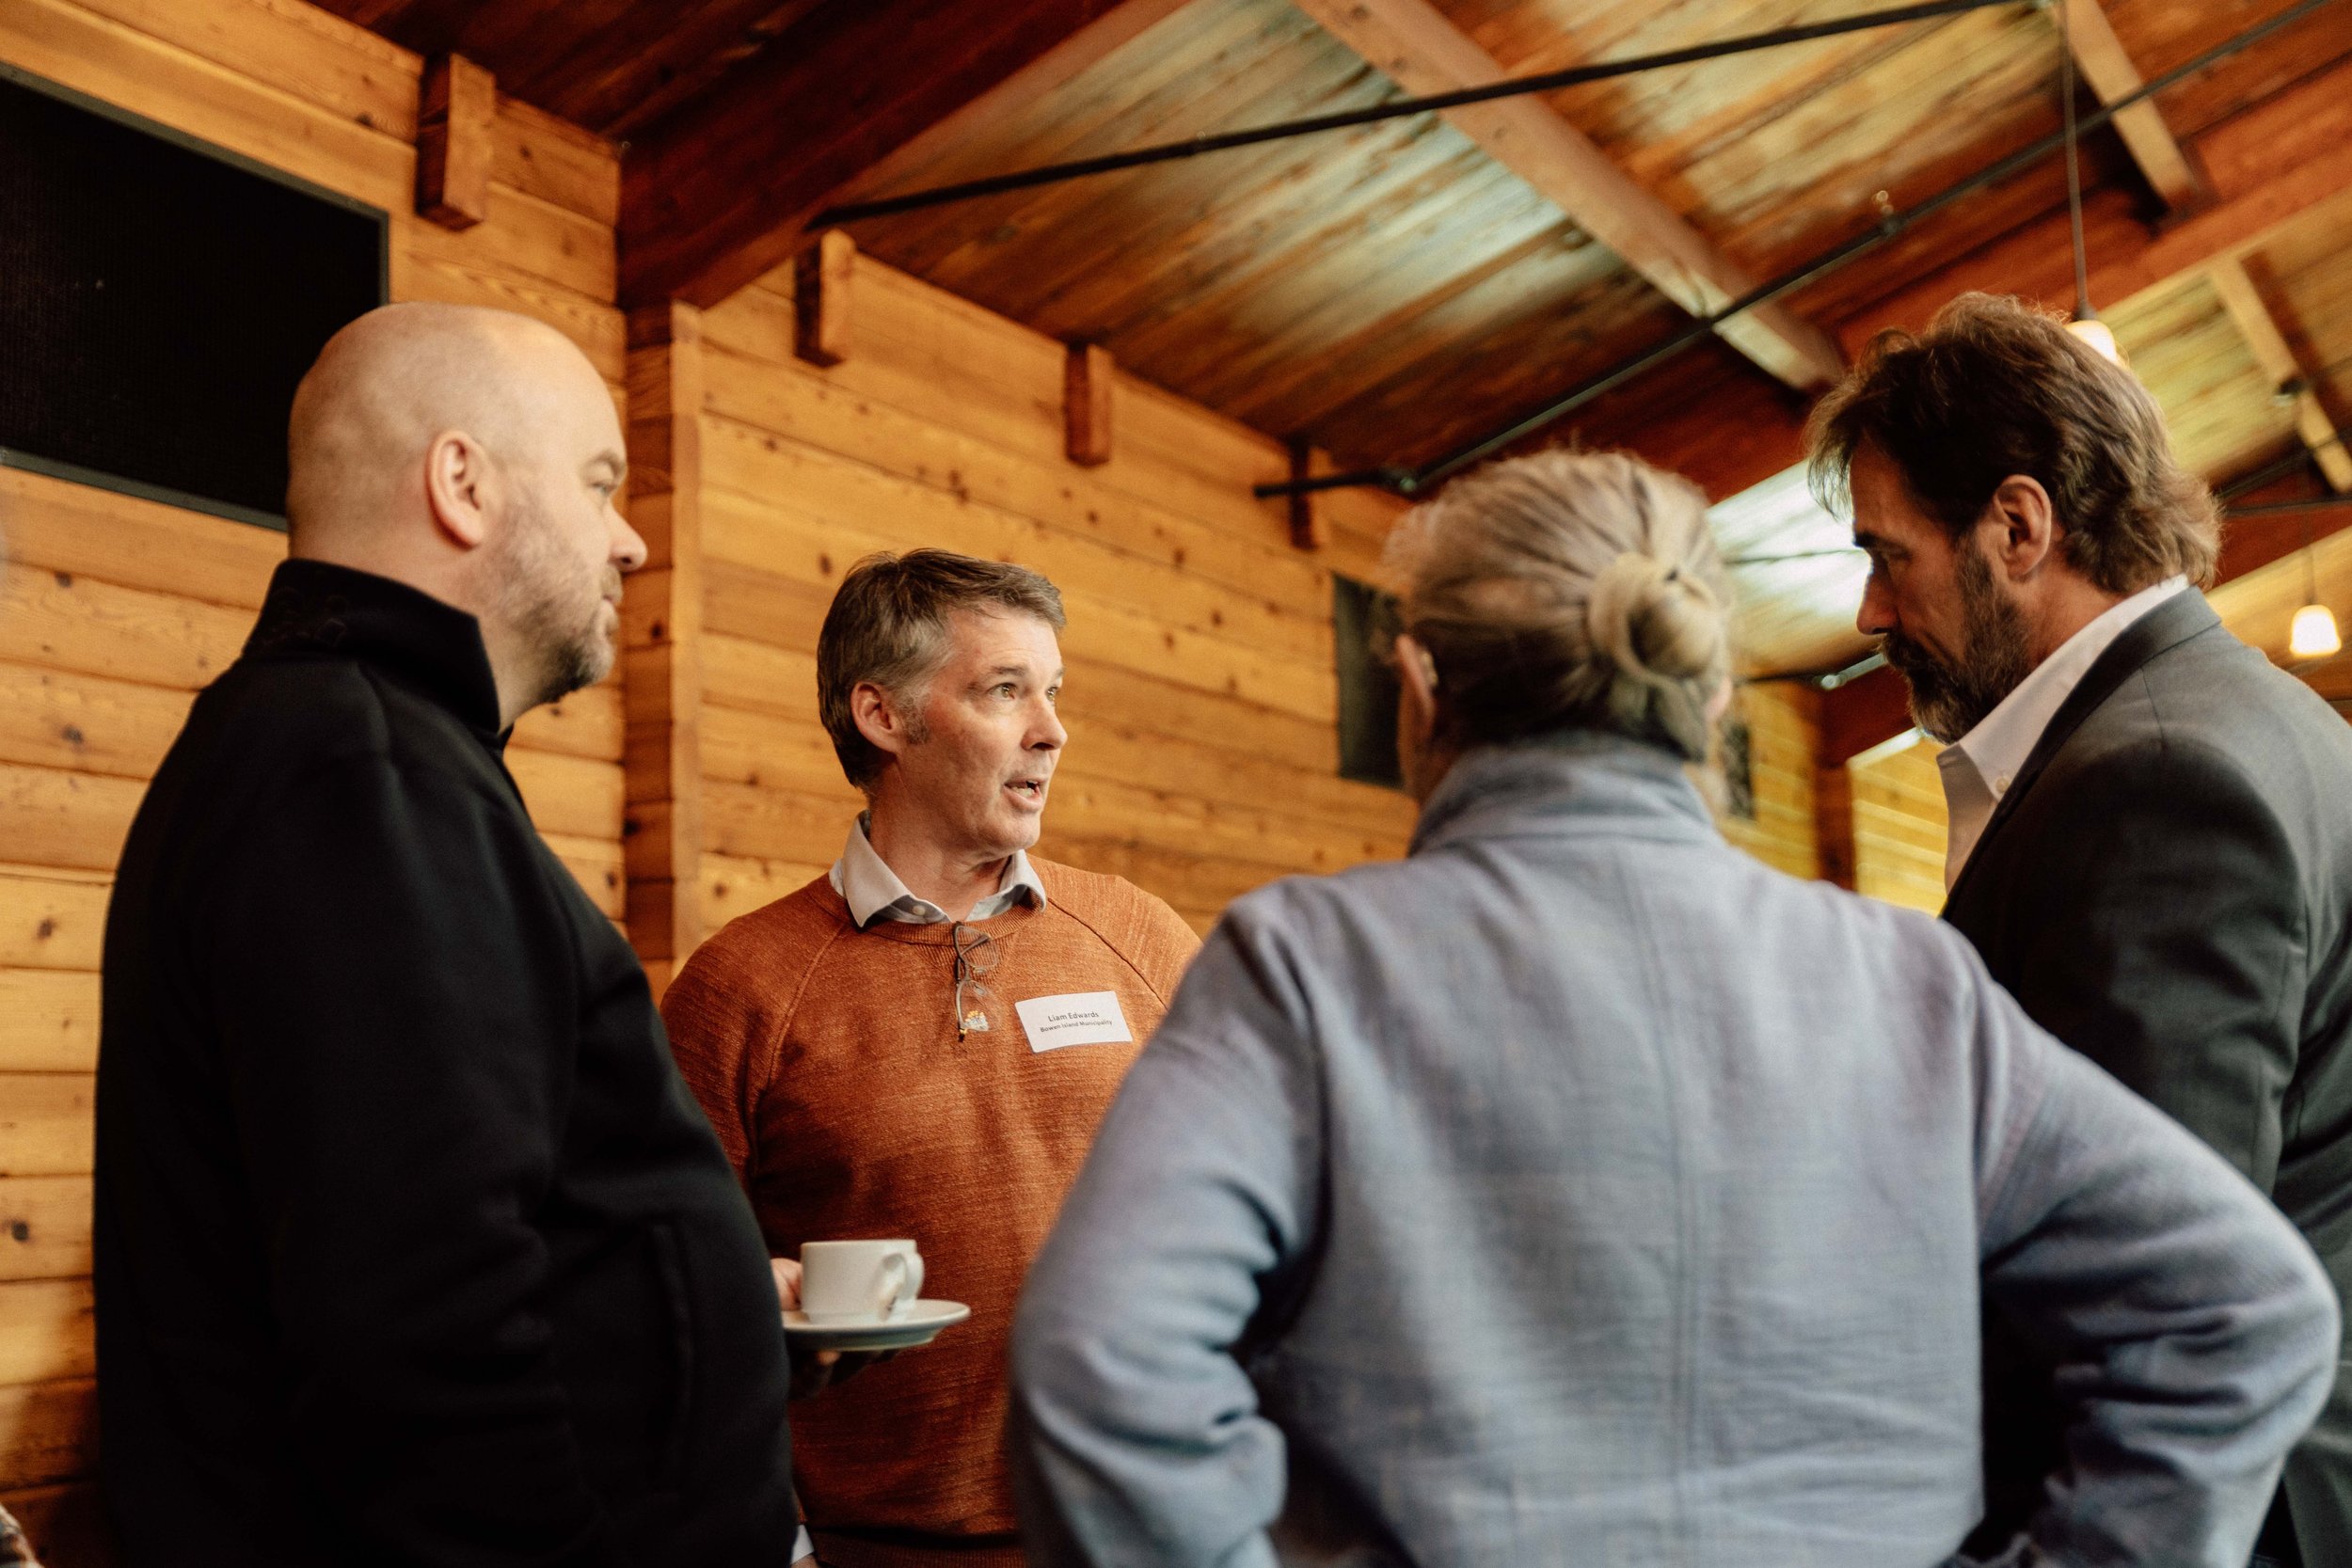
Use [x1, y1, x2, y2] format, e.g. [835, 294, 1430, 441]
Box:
[660, 857, 1200, 1562]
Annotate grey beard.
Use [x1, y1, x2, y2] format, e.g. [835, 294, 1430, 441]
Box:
[531, 619, 610, 710]
[487, 492, 614, 714]
[1881, 545, 2033, 744]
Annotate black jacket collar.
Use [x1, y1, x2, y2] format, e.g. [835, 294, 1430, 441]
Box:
[244, 559, 507, 743]
[1944, 587, 2220, 910]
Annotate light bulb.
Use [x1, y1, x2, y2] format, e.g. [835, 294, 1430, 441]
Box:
[2290, 603, 2343, 660]
[2067, 316, 2122, 365]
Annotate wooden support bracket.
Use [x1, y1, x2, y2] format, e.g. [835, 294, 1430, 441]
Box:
[417, 55, 495, 230]
[793, 230, 856, 368]
[1064, 342, 1116, 467]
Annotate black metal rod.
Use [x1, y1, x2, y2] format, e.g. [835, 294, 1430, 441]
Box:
[2226, 494, 2352, 517]
[2219, 448, 2320, 500]
[1255, 0, 2339, 499]
[2217, 431, 2347, 500]
[2061, 0, 2093, 321]
[814, 0, 2022, 228]
[1724, 546, 1867, 565]
[1743, 650, 1887, 687]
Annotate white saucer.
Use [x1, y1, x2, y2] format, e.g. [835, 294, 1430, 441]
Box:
[783, 1299, 971, 1352]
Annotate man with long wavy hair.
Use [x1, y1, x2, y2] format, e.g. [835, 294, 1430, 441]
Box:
[1810, 293, 2352, 1568]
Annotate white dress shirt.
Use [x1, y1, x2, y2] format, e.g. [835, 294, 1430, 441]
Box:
[826, 813, 1048, 927]
[1937, 576, 2187, 889]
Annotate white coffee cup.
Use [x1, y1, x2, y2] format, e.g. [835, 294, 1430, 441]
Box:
[799, 1239, 925, 1323]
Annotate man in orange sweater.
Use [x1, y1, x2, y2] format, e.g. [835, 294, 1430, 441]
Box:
[661, 549, 1200, 1568]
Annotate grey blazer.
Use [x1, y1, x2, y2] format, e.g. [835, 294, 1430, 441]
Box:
[1009, 734, 2338, 1568]
[1943, 590, 2352, 1562]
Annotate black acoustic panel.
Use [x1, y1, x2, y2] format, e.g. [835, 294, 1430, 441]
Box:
[1333, 572, 1404, 791]
[1721, 713, 1756, 820]
[0, 66, 386, 528]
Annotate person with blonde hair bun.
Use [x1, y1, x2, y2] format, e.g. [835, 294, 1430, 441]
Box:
[1008, 447, 2338, 1568]
[1383, 448, 1731, 784]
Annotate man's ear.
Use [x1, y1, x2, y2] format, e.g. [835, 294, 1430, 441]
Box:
[850, 681, 912, 764]
[1392, 632, 1444, 801]
[1394, 634, 1439, 741]
[1984, 473, 2058, 579]
[423, 430, 496, 550]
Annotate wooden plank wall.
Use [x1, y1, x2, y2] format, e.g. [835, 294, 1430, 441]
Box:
[674, 255, 1423, 955]
[1847, 736, 1950, 915]
[0, 0, 630, 1548]
[664, 253, 1824, 965]
[1720, 685, 1821, 880]
[629, 247, 1851, 977]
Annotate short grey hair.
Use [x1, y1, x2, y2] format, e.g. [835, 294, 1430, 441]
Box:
[1384, 449, 1732, 762]
[817, 548, 1066, 790]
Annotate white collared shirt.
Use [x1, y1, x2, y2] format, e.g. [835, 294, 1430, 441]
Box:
[1937, 576, 2187, 889]
[826, 814, 1048, 928]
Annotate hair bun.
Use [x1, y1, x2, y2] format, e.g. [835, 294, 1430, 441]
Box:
[1586, 552, 1723, 687]
[1384, 448, 1732, 762]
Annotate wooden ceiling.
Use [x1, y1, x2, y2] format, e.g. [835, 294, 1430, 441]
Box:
[313, 0, 834, 141]
[316, 0, 2352, 677]
[812, 0, 2352, 472]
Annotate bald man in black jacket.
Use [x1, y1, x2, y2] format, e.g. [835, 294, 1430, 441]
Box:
[96, 304, 797, 1564]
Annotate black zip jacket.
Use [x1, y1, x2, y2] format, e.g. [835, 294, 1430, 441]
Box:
[95, 559, 795, 1565]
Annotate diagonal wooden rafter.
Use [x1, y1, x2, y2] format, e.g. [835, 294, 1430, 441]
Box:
[2206, 258, 2352, 492]
[2057, 0, 2205, 211]
[619, 0, 1202, 309]
[1288, 0, 1844, 392]
[1844, 49, 2352, 355]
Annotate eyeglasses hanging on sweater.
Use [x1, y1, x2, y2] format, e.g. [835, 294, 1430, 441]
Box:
[952, 923, 1003, 1038]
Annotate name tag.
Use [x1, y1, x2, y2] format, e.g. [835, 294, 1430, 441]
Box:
[1015, 991, 1134, 1053]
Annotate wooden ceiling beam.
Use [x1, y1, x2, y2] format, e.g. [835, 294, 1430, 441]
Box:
[2058, 0, 2205, 211]
[1840, 49, 2352, 349]
[618, 0, 1198, 309]
[1289, 0, 1844, 393]
[2205, 259, 2352, 492]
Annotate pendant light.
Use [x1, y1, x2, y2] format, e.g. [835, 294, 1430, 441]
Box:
[2289, 506, 2343, 659]
[2058, 0, 2123, 364]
